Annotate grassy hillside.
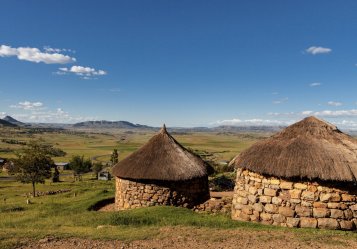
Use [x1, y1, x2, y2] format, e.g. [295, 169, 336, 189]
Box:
[1, 177, 357, 248]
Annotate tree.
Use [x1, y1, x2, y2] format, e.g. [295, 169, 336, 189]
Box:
[111, 149, 119, 165]
[10, 140, 54, 197]
[92, 162, 103, 179]
[69, 155, 92, 180]
[52, 165, 60, 183]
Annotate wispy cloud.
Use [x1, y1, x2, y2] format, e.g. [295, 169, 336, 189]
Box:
[270, 109, 357, 118]
[310, 82, 322, 87]
[327, 101, 343, 107]
[10, 101, 44, 110]
[43, 46, 75, 54]
[8, 101, 97, 123]
[273, 97, 288, 104]
[58, 65, 107, 79]
[0, 44, 76, 64]
[305, 46, 332, 55]
[213, 118, 293, 126]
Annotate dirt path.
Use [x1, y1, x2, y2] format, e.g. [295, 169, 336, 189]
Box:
[18, 227, 356, 249]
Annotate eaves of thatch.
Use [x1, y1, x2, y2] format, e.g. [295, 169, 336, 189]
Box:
[232, 116, 357, 182]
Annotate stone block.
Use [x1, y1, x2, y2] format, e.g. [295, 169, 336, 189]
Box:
[320, 193, 341, 202]
[242, 206, 253, 215]
[286, 217, 300, 228]
[238, 212, 251, 221]
[253, 202, 264, 212]
[344, 209, 353, 220]
[237, 197, 248, 205]
[289, 189, 302, 199]
[270, 179, 280, 185]
[330, 209, 344, 219]
[260, 196, 272, 204]
[313, 202, 327, 208]
[301, 201, 313, 207]
[290, 198, 301, 204]
[295, 206, 312, 217]
[248, 194, 258, 204]
[294, 183, 308, 190]
[280, 181, 293, 190]
[301, 191, 316, 201]
[264, 204, 278, 214]
[318, 218, 339, 230]
[341, 194, 356, 202]
[273, 214, 286, 223]
[264, 188, 277, 197]
[248, 186, 257, 195]
[313, 208, 330, 218]
[272, 197, 282, 205]
[279, 206, 295, 217]
[260, 212, 272, 221]
[339, 220, 355, 230]
[300, 217, 317, 228]
[307, 185, 318, 192]
[350, 204, 357, 211]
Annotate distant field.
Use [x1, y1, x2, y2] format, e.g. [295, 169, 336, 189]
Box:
[0, 127, 269, 164]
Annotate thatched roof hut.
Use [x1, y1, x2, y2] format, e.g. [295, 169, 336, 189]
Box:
[112, 125, 211, 210]
[112, 124, 212, 181]
[231, 116, 357, 182]
[231, 117, 357, 230]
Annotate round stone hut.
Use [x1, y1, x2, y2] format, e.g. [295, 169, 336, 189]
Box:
[112, 125, 211, 210]
[231, 116, 357, 230]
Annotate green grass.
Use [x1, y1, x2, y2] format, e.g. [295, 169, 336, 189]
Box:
[1, 179, 357, 248]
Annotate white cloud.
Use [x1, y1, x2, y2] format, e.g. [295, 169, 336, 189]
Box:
[273, 97, 288, 104]
[306, 46, 332, 55]
[8, 101, 97, 123]
[301, 110, 314, 115]
[43, 46, 75, 54]
[327, 101, 343, 107]
[312, 109, 357, 117]
[10, 101, 44, 110]
[310, 82, 321, 87]
[0, 45, 76, 64]
[213, 118, 293, 126]
[58, 65, 107, 79]
[0, 112, 7, 118]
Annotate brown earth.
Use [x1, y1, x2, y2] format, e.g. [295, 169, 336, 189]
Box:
[17, 227, 356, 249]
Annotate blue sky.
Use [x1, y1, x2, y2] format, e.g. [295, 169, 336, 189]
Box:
[1, 1, 357, 128]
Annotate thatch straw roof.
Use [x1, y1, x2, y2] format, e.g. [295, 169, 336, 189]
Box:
[231, 116, 357, 182]
[112, 125, 212, 181]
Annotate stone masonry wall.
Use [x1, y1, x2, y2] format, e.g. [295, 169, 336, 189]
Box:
[115, 177, 209, 210]
[232, 168, 357, 230]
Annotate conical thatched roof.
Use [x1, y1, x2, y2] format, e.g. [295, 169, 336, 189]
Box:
[112, 125, 212, 181]
[231, 116, 357, 182]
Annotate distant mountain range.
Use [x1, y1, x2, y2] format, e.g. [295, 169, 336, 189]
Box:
[0, 115, 285, 133]
[72, 120, 153, 129]
[0, 118, 17, 127]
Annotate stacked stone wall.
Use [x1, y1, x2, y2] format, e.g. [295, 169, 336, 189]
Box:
[115, 177, 209, 210]
[232, 169, 357, 230]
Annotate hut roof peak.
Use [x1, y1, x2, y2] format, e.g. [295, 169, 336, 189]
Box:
[160, 124, 167, 133]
